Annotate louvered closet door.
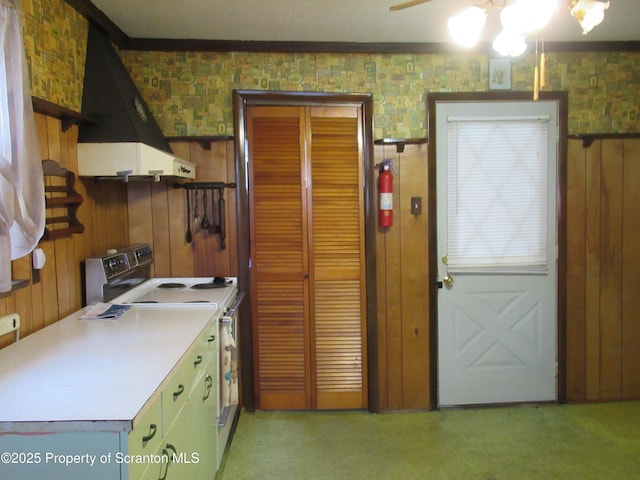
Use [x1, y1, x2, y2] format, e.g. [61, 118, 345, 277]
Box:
[248, 105, 367, 410]
[248, 106, 310, 410]
[309, 107, 367, 409]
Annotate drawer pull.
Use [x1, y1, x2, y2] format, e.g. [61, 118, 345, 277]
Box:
[159, 444, 177, 480]
[172, 384, 185, 401]
[225, 290, 245, 316]
[208, 335, 216, 343]
[142, 423, 157, 445]
[194, 355, 203, 366]
[203, 374, 213, 400]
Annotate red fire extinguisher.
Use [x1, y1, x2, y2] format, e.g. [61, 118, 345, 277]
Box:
[378, 159, 395, 227]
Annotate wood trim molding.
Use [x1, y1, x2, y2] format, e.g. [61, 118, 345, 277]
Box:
[233, 90, 378, 412]
[123, 39, 640, 54]
[426, 91, 569, 408]
[63, 0, 129, 47]
[166, 135, 234, 150]
[569, 133, 640, 148]
[32, 97, 96, 132]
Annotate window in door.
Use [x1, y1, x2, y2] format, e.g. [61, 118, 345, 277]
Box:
[446, 116, 551, 273]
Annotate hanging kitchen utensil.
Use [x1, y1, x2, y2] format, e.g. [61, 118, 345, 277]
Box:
[185, 188, 193, 243]
[201, 188, 211, 230]
[193, 189, 200, 232]
[172, 181, 236, 247]
[218, 188, 226, 249]
[208, 188, 220, 235]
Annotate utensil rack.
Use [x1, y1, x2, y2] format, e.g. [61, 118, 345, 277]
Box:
[175, 182, 237, 190]
[174, 182, 236, 249]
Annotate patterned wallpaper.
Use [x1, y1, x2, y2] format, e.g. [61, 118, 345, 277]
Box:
[22, 0, 640, 139]
[23, 0, 86, 111]
[123, 50, 640, 138]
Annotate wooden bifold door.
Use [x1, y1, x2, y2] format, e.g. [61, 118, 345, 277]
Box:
[248, 105, 368, 410]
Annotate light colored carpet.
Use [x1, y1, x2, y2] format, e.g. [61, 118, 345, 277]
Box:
[219, 402, 640, 480]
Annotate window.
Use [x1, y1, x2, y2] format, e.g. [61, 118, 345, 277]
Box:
[446, 115, 550, 272]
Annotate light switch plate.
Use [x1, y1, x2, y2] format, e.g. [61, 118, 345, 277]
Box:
[411, 196, 422, 215]
[0, 313, 20, 336]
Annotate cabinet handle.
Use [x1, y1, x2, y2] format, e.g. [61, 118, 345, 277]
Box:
[208, 335, 216, 343]
[203, 374, 213, 400]
[172, 384, 185, 401]
[194, 355, 203, 366]
[224, 290, 245, 316]
[159, 444, 177, 480]
[142, 423, 157, 445]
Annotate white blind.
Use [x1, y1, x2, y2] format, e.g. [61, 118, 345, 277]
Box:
[446, 116, 549, 272]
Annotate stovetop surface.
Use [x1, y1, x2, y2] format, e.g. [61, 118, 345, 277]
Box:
[112, 277, 237, 307]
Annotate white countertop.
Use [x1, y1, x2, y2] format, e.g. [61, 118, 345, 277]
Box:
[0, 306, 219, 434]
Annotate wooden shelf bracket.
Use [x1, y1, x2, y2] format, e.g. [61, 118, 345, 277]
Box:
[41, 159, 85, 241]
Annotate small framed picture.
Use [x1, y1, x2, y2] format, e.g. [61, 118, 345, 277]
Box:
[489, 59, 511, 90]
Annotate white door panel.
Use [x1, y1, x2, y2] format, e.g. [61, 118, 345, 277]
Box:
[439, 275, 556, 405]
[436, 100, 558, 407]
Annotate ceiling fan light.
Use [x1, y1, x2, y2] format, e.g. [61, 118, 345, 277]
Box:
[569, 0, 610, 34]
[492, 29, 528, 57]
[501, 0, 558, 34]
[448, 6, 487, 48]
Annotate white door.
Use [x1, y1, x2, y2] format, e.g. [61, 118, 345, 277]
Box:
[436, 100, 558, 407]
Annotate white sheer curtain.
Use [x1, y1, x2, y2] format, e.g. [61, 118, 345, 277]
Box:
[0, 0, 45, 293]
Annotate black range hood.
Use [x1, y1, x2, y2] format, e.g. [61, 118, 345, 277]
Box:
[77, 23, 195, 181]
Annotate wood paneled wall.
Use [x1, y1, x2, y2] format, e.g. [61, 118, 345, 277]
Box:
[0, 113, 128, 349]
[3, 117, 638, 408]
[566, 138, 640, 402]
[126, 140, 238, 279]
[374, 143, 431, 411]
[373, 138, 640, 410]
[1, 118, 236, 351]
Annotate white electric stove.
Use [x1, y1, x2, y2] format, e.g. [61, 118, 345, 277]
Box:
[111, 277, 238, 308]
[84, 244, 242, 469]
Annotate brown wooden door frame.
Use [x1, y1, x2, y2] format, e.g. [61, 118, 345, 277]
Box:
[233, 90, 379, 412]
[426, 91, 569, 408]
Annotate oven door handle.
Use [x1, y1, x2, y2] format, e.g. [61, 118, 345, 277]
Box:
[224, 290, 245, 316]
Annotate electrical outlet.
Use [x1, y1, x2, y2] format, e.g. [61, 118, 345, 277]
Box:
[0, 313, 20, 336]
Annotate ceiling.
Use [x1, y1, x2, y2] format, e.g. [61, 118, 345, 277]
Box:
[87, 0, 640, 49]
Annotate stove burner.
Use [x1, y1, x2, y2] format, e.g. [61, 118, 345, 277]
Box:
[157, 282, 187, 289]
[191, 282, 228, 290]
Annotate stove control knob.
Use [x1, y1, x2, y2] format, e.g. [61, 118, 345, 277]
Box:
[106, 257, 124, 271]
[136, 247, 153, 263]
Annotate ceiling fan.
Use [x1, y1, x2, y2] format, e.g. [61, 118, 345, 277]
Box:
[389, 0, 433, 11]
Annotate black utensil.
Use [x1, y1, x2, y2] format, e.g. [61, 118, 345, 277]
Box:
[219, 193, 226, 249]
[201, 188, 211, 229]
[185, 189, 193, 243]
[193, 189, 200, 231]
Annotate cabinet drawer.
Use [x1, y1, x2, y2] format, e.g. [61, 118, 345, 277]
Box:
[162, 357, 192, 433]
[162, 321, 217, 432]
[187, 322, 218, 395]
[193, 322, 218, 367]
[128, 398, 162, 480]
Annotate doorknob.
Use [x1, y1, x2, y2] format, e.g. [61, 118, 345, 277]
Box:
[443, 275, 454, 288]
